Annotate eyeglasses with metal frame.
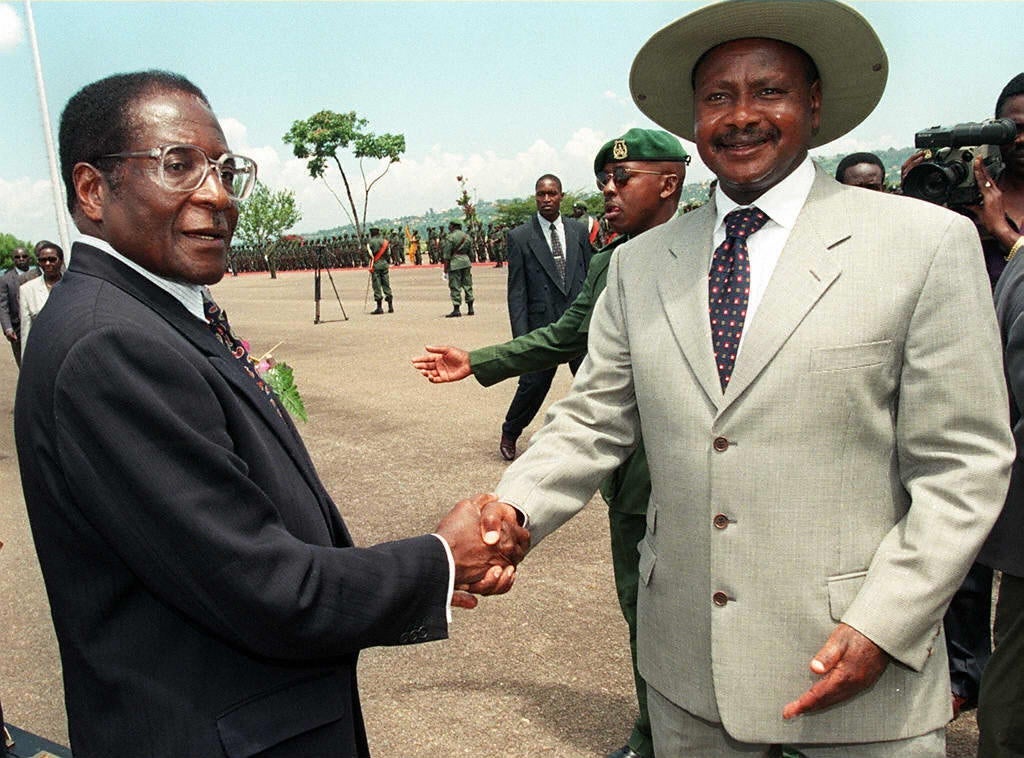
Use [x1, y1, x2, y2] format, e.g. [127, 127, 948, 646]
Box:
[97, 143, 258, 201]
[595, 161, 690, 191]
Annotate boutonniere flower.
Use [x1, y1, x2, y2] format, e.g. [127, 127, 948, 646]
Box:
[242, 340, 308, 422]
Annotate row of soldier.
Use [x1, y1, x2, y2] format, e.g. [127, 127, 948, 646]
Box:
[226, 222, 516, 275]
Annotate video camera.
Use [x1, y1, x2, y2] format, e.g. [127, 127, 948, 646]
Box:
[901, 118, 1016, 207]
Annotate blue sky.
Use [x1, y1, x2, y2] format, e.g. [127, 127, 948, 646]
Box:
[0, 1, 1017, 243]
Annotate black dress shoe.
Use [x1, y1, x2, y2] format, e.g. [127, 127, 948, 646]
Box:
[607, 747, 644, 758]
[499, 434, 517, 461]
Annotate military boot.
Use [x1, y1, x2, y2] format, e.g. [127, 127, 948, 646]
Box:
[386, 296, 394, 313]
[445, 306, 461, 318]
[371, 298, 384, 315]
[466, 301, 475, 316]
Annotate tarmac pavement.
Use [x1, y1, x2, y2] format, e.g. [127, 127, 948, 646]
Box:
[0, 263, 981, 756]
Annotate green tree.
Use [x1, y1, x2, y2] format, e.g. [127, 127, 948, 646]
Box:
[493, 188, 601, 229]
[455, 175, 478, 226]
[234, 181, 302, 279]
[1, 233, 33, 270]
[493, 196, 536, 229]
[283, 111, 404, 251]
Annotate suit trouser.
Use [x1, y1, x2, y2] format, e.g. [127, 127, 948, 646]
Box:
[978, 572, 1024, 757]
[609, 508, 654, 758]
[944, 561, 993, 703]
[7, 337, 19, 368]
[501, 354, 583, 439]
[647, 685, 945, 757]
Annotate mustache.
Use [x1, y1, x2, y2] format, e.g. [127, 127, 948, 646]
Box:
[714, 125, 779, 148]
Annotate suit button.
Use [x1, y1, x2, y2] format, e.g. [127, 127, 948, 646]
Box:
[713, 514, 730, 529]
[712, 591, 729, 607]
[713, 436, 730, 452]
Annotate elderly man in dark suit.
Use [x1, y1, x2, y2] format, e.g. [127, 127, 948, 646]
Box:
[500, 174, 592, 460]
[14, 70, 526, 758]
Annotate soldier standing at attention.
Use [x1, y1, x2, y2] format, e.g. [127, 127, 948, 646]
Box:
[367, 226, 393, 314]
[443, 220, 474, 318]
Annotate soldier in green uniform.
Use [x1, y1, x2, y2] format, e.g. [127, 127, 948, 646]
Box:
[442, 219, 474, 317]
[413, 129, 688, 758]
[367, 227, 394, 314]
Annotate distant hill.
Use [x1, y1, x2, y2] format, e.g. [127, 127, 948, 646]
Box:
[305, 147, 918, 239]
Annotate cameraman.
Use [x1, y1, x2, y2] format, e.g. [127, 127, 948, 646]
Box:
[900, 74, 1024, 725]
[976, 72, 1024, 757]
[973, 74, 1024, 274]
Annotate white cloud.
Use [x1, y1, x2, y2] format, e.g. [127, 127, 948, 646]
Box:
[0, 176, 63, 243]
[5, 119, 666, 241]
[218, 122, 629, 236]
[0, 4, 24, 52]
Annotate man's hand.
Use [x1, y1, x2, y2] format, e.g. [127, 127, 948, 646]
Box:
[411, 345, 472, 383]
[966, 156, 1019, 251]
[435, 493, 529, 595]
[782, 623, 890, 719]
[900, 149, 929, 184]
[3, 328, 16, 344]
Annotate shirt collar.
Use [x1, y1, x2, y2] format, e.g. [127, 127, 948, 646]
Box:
[713, 156, 815, 231]
[537, 212, 562, 231]
[76, 233, 207, 322]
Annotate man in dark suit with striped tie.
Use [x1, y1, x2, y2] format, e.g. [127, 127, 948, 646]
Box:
[501, 174, 592, 460]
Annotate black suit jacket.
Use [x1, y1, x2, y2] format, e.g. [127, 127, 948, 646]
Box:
[505, 216, 592, 337]
[14, 244, 450, 758]
[980, 250, 1024, 578]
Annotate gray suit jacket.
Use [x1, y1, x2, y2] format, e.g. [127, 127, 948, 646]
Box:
[0, 266, 39, 333]
[497, 168, 1013, 743]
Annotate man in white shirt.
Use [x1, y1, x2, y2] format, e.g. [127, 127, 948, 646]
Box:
[477, 0, 1013, 754]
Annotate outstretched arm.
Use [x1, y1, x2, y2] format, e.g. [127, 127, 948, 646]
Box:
[411, 345, 472, 383]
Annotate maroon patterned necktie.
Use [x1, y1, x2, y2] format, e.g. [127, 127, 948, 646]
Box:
[203, 297, 280, 413]
[709, 206, 769, 391]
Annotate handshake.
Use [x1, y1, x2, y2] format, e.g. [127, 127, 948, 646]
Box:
[434, 494, 530, 609]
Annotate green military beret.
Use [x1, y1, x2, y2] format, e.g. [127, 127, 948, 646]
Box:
[593, 128, 689, 173]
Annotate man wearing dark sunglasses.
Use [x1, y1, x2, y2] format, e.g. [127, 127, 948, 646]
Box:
[413, 128, 687, 758]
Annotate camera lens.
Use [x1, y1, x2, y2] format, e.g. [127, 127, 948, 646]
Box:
[902, 162, 967, 204]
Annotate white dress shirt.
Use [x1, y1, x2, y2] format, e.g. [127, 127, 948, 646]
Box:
[711, 156, 816, 355]
[537, 212, 565, 255]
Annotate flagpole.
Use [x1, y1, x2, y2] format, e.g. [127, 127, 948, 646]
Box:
[24, 0, 71, 253]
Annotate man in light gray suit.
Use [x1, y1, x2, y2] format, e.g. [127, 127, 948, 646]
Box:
[473, 1, 1015, 755]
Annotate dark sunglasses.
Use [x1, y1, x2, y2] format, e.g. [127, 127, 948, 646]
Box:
[596, 163, 687, 190]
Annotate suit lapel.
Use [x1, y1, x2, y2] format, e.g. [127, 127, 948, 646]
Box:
[656, 207, 724, 407]
[720, 172, 847, 412]
[563, 220, 582, 292]
[70, 246, 346, 543]
[529, 217, 567, 295]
